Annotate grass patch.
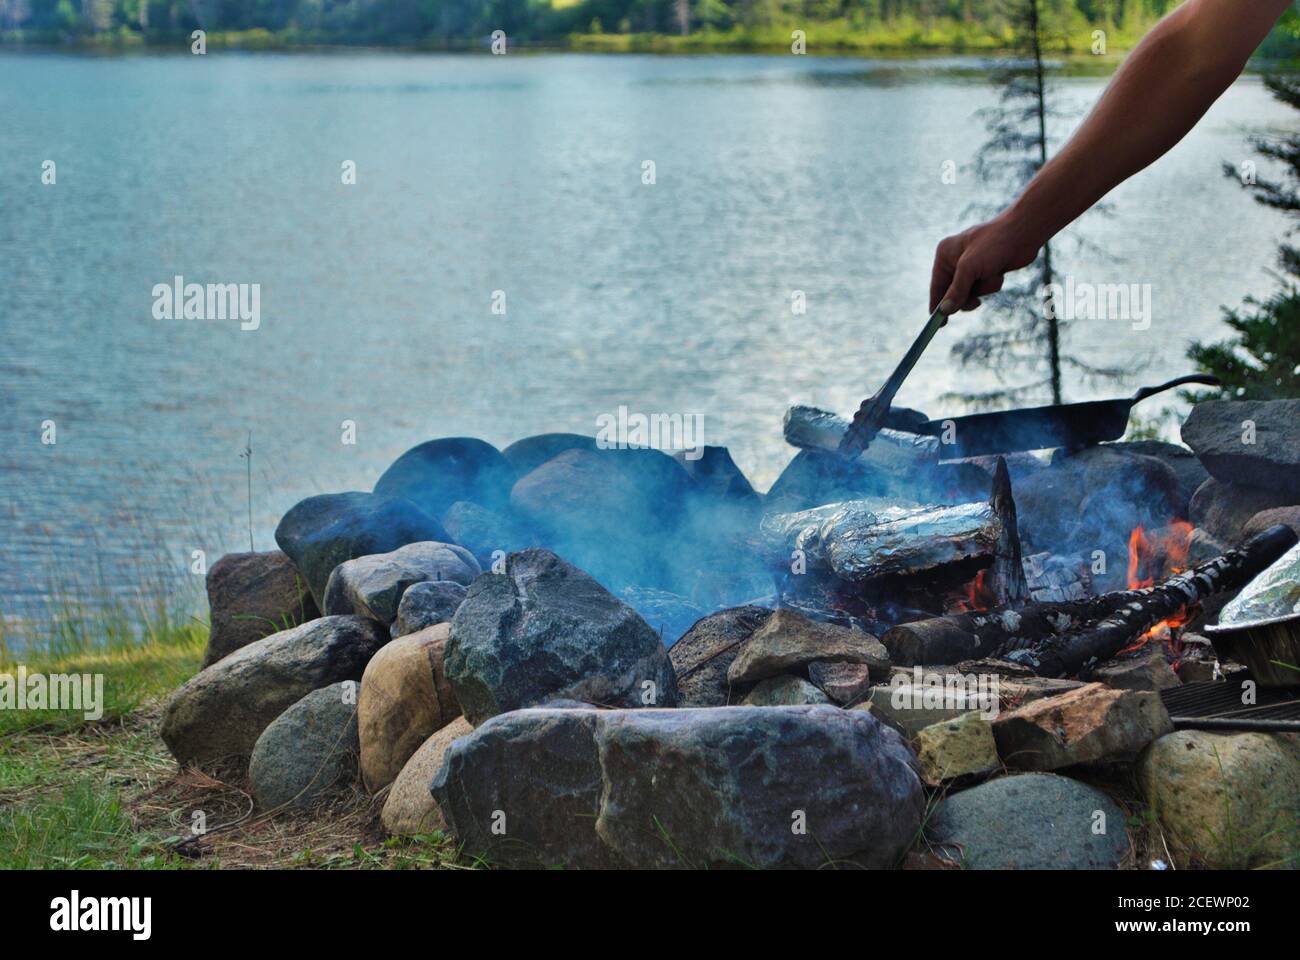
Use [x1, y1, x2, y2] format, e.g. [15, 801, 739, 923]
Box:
[0, 599, 465, 869]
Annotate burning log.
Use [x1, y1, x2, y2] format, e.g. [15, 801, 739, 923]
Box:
[881, 595, 1132, 666]
[1006, 523, 1299, 677]
[885, 524, 1298, 673]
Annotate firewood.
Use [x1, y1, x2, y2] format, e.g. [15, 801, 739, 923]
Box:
[883, 524, 1299, 670]
[1006, 523, 1299, 678]
[987, 456, 1029, 608]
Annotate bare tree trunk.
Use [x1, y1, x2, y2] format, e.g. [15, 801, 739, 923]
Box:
[1029, 0, 1063, 405]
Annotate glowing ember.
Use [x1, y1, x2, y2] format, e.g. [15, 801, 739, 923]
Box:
[948, 568, 998, 614]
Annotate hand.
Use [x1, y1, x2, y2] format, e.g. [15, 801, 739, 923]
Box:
[929, 213, 1042, 315]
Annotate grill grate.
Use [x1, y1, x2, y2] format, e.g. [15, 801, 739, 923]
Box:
[1161, 679, 1300, 732]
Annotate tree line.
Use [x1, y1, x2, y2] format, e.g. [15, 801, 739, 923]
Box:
[0, 0, 1186, 46]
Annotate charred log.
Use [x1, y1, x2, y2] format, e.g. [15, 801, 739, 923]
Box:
[987, 456, 1029, 608]
[883, 525, 1299, 667]
[1005, 523, 1299, 677]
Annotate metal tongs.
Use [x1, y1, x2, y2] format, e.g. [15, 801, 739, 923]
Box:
[838, 306, 948, 458]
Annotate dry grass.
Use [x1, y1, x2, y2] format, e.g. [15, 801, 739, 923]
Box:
[0, 697, 464, 870]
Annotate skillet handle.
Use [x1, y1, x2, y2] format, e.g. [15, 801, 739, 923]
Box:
[1132, 374, 1221, 404]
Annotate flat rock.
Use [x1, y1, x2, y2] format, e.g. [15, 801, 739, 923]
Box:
[727, 608, 890, 687]
[927, 773, 1130, 869]
[997, 676, 1086, 710]
[992, 682, 1173, 771]
[668, 605, 774, 707]
[248, 682, 359, 810]
[275, 491, 450, 607]
[323, 541, 480, 625]
[203, 550, 318, 667]
[432, 704, 925, 869]
[808, 661, 875, 705]
[740, 675, 830, 706]
[374, 437, 516, 519]
[855, 682, 989, 738]
[1182, 399, 1300, 499]
[381, 716, 473, 837]
[358, 624, 460, 793]
[391, 580, 467, 638]
[444, 548, 678, 725]
[1089, 649, 1181, 692]
[1190, 477, 1297, 544]
[161, 615, 386, 769]
[1137, 730, 1300, 869]
[915, 711, 1000, 784]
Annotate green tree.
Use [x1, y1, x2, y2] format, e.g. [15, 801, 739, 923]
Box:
[949, 0, 1126, 407]
[1188, 72, 1300, 401]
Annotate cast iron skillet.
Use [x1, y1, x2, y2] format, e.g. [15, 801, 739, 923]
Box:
[917, 374, 1221, 458]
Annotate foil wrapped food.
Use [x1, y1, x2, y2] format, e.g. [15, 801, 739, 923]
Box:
[782, 405, 940, 478]
[762, 498, 1001, 582]
[1208, 540, 1300, 632]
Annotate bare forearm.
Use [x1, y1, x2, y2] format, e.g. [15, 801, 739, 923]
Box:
[1008, 0, 1292, 249]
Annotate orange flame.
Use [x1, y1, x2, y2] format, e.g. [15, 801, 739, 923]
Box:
[948, 568, 998, 614]
[1124, 520, 1195, 653]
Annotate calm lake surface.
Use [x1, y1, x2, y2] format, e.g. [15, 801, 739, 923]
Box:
[0, 50, 1292, 629]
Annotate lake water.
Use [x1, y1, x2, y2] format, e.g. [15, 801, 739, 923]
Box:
[0, 50, 1292, 628]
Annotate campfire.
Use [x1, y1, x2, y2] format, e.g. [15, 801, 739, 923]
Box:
[768, 403, 1298, 683]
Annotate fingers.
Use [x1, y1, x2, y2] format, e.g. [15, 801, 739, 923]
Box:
[929, 238, 958, 313]
[939, 256, 977, 315]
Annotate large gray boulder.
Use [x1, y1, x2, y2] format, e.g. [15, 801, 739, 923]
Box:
[673, 445, 760, 506]
[667, 606, 774, 706]
[926, 773, 1130, 869]
[323, 541, 480, 625]
[432, 704, 925, 869]
[248, 681, 360, 810]
[374, 437, 517, 520]
[500, 432, 598, 478]
[1190, 477, 1296, 544]
[1110, 440, 1209, 518]
[203, 550, 319, 667]
[508, 447, 694, 590]
[274, 491, 450, 607]
[445, 549, 679, 725]
[160, 615, 387, 769]
[1016, 446, 1181, 569]
[1182, 399, 1300, 499]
